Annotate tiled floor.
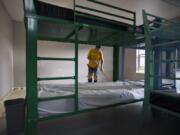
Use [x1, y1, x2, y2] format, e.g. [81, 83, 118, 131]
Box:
[0, 90, 25, 118]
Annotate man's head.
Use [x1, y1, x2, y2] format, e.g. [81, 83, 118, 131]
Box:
[96, 45, 101, 50]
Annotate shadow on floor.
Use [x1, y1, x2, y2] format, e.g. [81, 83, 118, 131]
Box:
[0, 102, 180, 135]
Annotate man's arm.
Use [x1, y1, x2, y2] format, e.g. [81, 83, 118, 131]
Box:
[100, 51, 104, 71]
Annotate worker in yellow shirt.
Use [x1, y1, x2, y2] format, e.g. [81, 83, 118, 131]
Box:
[87, 45, 104, 83]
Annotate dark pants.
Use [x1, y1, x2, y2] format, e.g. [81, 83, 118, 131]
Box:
[88, 67, 98, 83]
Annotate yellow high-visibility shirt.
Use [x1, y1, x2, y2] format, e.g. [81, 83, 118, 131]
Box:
[87, 48, 104, 68]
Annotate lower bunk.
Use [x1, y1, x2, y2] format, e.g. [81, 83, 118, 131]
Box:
[150, 90, 180, 117]
[37, 81, 144, 119]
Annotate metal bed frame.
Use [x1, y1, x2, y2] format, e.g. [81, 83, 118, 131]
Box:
[23, 0, 144, 134]
[142, 10, 180, 118]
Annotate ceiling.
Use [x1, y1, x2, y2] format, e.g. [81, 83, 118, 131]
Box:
[1, 0, 180, 25]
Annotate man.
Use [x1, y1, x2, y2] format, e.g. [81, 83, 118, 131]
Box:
[87, 45, 104, 83]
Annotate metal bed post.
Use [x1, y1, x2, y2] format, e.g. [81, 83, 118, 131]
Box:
[159, 49, 163, 89]
[25, 17, 38, 135]
[24, 0, 38, 135]
[119, 47, 125, 81]
[166, 51, 171, 79]
[113, 45, 120, 81]
[153, 48, 161, 89]
[142, 10, 155, 116]
[74, 0, 79, 111]
[133, 12, 136, 33]
[75, 24, 79, 111]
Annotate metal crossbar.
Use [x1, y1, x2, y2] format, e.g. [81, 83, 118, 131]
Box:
[38, 57, 75, 61]
[151, 40, 180, 48]
[37, 76, 75, 81]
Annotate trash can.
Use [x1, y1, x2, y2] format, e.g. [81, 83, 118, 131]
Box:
[4, 98, 25, 135]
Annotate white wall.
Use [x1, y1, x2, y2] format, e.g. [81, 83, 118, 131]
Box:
[0, 2, 14, 98]
[13, 21, 26, 87]
[124, 49, 144, 80]
[13, 22, 113, 87]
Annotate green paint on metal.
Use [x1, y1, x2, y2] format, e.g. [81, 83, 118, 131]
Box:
[37, 57, 75, 61]
[65, 26, 83, 40]
[151, 40, 180, 48]
[25, 17, 38, 135]
[37, 76, 75, 81]
[113, 46, 120, 81]
[133, 13, 136, 33]
[32, 15, 73, 24]
[141, 10, 155, 121]
[74, 23, 79, 111]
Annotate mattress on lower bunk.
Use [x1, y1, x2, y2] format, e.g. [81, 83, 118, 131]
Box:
[38, 81, 144, 117]
[150, 90, 180, 113]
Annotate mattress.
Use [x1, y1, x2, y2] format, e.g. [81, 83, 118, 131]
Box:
[38, 81, 144, 117]
[150, 90, 180, 113]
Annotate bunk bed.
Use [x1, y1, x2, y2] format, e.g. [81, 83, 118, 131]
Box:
[142, 10, 180, 118]
[24, 0, 144, 134]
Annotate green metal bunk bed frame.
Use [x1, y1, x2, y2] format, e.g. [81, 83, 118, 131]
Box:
[143, 10, 180, 118]
[23, 0, 144, 134]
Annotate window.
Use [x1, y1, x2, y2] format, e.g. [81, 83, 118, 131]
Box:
[136, 49, 145, 73]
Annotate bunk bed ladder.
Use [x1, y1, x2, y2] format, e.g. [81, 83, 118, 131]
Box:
[26, 23, 79, 135]
[25, 4, 80, 135]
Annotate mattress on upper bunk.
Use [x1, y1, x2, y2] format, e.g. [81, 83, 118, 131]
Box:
[150, 90, 180, 113]
[35, 1, 131, 31]
[38, 81, 144, 117]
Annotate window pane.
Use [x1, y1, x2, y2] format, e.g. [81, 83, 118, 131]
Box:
[136, 49, 145, 73]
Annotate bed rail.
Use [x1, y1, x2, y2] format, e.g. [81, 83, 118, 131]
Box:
[74, 0, 136, 32]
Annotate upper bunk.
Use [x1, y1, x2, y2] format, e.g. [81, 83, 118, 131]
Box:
[143, 11, 180, 50]
[23, 0, 144, 48]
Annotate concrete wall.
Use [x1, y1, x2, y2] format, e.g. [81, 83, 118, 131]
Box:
[13, 22, 26, 87]
[124, 49, 144, 80]
[13, 22, 113, 87]
[0, 2, 14, 98]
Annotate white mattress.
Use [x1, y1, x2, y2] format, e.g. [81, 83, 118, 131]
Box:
[38, 81, 144, 117]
